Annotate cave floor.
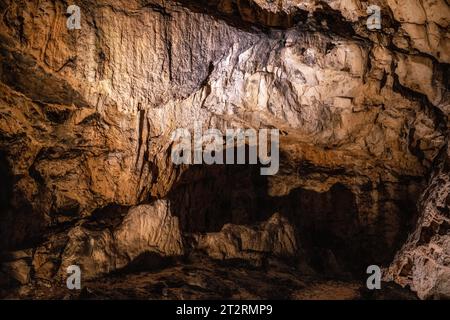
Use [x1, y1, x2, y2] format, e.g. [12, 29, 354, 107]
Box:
[1, 256, 417, 300]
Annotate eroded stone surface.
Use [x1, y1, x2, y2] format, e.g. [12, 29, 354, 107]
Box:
[57, 200, 183, 279]
[385, 145, 450, 299]
[0, 0, 448, 299]
[0, 254, 418, 300]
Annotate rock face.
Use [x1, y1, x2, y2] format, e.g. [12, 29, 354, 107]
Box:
[0, 0, 448, 299]
[385, 145, 450, 300]
[196, 213, 298, 264]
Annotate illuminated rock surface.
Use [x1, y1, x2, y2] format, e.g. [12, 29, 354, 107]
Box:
[0, 0, 448, 299]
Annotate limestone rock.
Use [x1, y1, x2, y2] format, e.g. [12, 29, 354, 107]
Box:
[196, 213, 298, 264]
[385, 146, 450, 300]
[0, 0, 448, 299]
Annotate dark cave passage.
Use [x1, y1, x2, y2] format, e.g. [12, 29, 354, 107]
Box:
[166, 157, 422, 279]
[167, 163, 269, 233]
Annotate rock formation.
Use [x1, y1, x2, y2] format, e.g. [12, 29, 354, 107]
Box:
[196, 213, 298, 264]
[385, 145, 450, 299]
[0, 0, 448, 299]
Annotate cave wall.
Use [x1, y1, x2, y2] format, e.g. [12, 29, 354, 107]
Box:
[0, 0, 448, 298]
[386, 145, 450, 299]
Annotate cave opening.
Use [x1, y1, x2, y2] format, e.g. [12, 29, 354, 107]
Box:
[166, 154, 421, 280]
